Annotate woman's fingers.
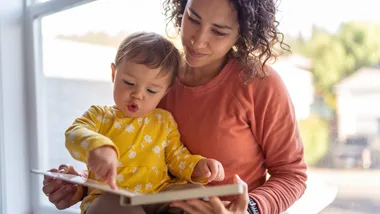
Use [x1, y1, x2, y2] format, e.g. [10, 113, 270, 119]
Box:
[171, 199, 215, 214]
[208, 196, 226, 214]
[55, 189, 75, 210]
[42, 179, 63, 196]
[59, 164, 81, 176]
[233, 174, 249, 210]
[187, 199, 215, 214]
[171, 201, 198, 213]
[43, 168, 59, 185]
[48, 184, 75, 203]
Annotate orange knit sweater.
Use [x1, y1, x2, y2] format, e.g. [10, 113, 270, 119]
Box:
[158, 59, 307, 214]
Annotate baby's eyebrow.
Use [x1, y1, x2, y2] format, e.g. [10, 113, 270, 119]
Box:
[149, 83, 163, 89]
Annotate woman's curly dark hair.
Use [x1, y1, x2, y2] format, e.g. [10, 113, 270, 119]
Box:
[162, 0, 289, 78]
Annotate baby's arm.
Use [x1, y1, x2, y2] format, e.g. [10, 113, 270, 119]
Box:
[165, 113, 220, 183]
[65, 105, 119, 188]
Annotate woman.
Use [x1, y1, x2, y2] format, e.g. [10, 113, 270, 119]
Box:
[42, 0, 307, 213]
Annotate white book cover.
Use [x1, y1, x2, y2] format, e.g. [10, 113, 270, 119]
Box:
[31, 169, 244, 206]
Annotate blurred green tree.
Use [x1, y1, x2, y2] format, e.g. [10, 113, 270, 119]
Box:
[298, 116, 329, 165]
[287, 21, 380, 110]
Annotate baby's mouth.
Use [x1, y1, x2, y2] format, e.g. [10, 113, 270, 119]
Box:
[127, 104, 139, 113]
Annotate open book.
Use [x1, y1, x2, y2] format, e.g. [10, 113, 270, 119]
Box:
[31, 169, 244, 206]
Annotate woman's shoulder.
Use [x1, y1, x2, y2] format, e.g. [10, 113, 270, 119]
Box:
[231, 61, 287, 94]
[252, 65, 287, 90]
[227, 62, 292, 112]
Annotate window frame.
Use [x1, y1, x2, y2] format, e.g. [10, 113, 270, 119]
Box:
[24, 0, 96, 213]
[0, 37, 4, 214]
[0, 0, 30, 213]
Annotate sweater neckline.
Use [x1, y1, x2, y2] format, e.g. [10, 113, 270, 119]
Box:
[175, 59, 236, 94]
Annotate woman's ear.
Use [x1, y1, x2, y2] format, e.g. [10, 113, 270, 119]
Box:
[111, 63, 116, 83]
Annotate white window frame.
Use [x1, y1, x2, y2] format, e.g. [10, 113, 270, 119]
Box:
[0, 0, 29, 213]
[0, 42, 4, 214]
[0, 0, 96, 214]
[28, 1, 99, 213]
[28, 0, 97, 18]
[1, 0, 164, 213]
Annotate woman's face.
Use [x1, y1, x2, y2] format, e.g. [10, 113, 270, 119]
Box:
[180, 0, 240, 68]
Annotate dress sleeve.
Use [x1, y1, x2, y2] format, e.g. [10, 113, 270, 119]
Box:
[164, 113, 205, 183]
[65, 105, 119, 163]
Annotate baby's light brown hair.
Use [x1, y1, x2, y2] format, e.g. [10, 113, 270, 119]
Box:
[114, 32, 181, 86]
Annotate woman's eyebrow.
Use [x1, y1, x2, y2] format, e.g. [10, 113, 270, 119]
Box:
[213, 23, 232, 30]
[189, 8, 201, 19]
[188, 7, 233, 30]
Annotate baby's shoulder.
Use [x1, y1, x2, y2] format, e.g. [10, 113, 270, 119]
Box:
[150, 108, 174, 121]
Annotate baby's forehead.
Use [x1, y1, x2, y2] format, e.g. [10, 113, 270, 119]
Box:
[151, 68, 174, 86]
[118, 61, 173, 84]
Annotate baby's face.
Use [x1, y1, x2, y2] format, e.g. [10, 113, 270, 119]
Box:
[111, 60, 172, 118]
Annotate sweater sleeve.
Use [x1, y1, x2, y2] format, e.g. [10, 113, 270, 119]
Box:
[65, 105, 119, 163]
[247, 68, 308, 214]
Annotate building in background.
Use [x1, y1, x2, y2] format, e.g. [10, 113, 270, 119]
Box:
[334, 67, 380, 168]
[335, 67, 380, 141]
[272, 54, 314, 120]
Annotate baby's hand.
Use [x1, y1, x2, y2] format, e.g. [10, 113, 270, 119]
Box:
[192, 159, 225, 182]
[88, 146, 118, 189]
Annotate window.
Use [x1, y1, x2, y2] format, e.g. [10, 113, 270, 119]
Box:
[17, 0, 380, 214]
[39, 0, 174, 171]
[27, 0, 175, 213]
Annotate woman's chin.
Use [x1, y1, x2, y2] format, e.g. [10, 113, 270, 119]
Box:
[184, 55, 206, 68]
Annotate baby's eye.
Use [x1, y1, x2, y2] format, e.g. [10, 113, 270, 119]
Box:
[124, 80, 134, 86]
[147, 89, 157, 94]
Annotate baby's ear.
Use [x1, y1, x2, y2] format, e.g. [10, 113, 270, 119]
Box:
[111, 63, 116, 83]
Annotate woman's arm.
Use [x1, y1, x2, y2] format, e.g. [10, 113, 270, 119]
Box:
[169, 68, 307, 214]
[247, 68, 308, 214]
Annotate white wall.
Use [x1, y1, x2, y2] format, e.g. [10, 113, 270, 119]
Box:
[273, 62, 314, 120]
[337, 90, 380, 140]
[0, 0, 31, 213]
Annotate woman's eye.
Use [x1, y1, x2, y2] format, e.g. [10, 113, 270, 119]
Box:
[212, 30, 227, 37]
[147, 89, 157, 94]
[124, 80, 134, 86]
[188, 16, 200, 24]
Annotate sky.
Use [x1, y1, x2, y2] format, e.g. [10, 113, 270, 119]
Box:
[41, 0, 380, 39]
[277, 0, 380, 37]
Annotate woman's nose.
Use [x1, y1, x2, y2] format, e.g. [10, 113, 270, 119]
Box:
[192, 28, 208, 49]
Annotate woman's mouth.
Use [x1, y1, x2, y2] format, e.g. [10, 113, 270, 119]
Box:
[186, 47, 208, 58]
[128, 104, 139, 113]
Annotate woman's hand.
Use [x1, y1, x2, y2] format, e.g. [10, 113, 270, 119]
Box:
[42, 164, 87, 209]
[171, 174, 249, 214]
